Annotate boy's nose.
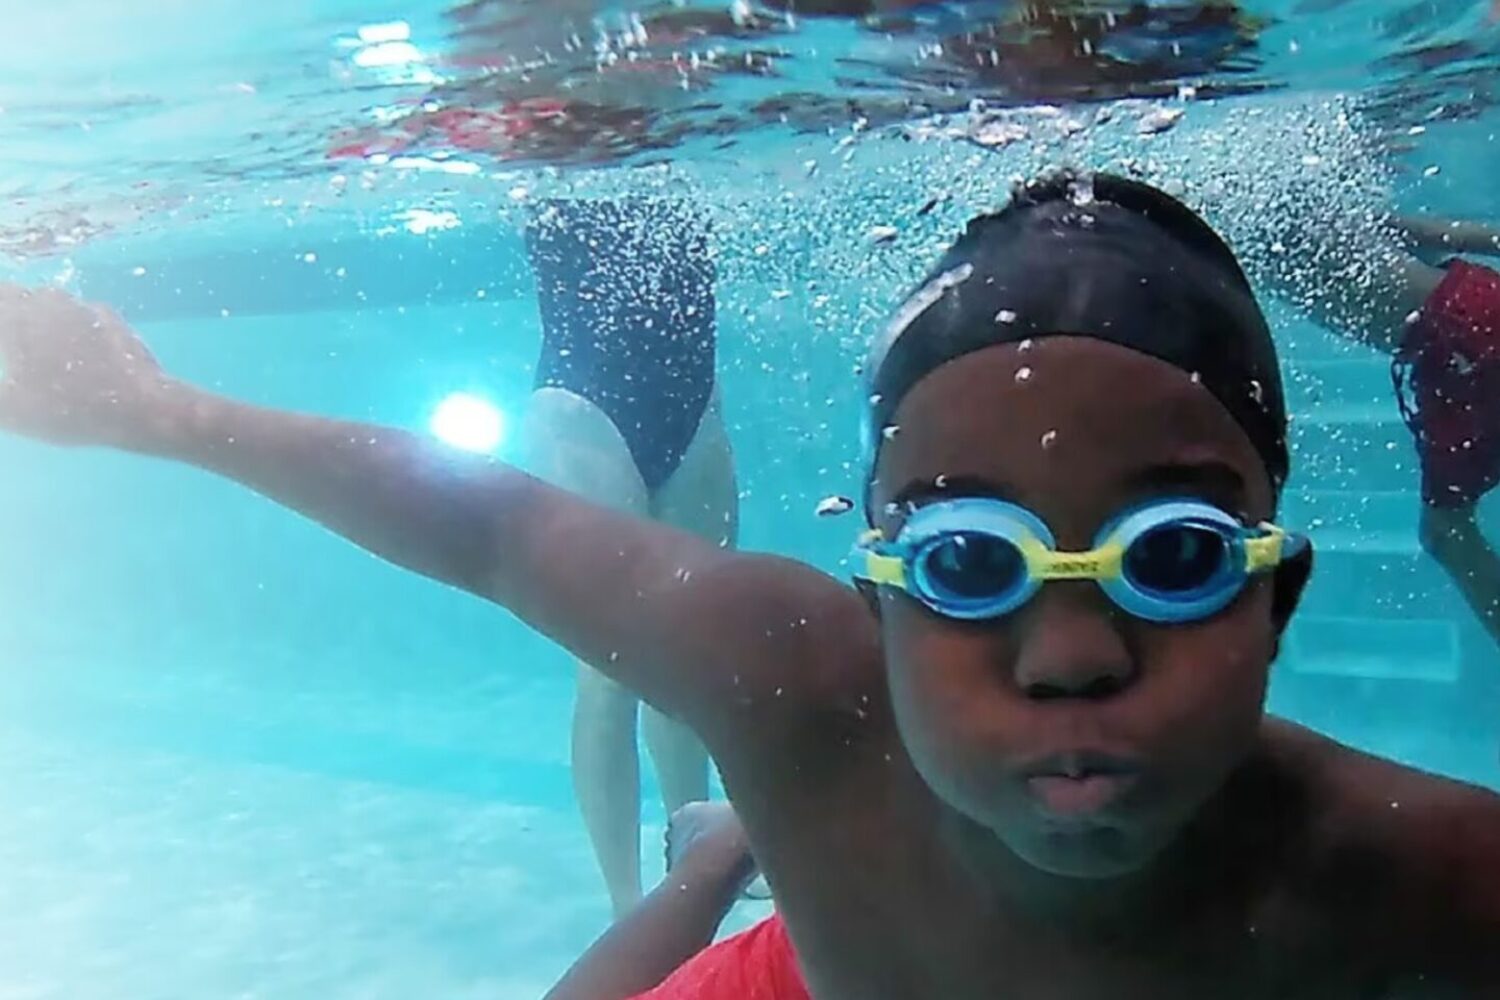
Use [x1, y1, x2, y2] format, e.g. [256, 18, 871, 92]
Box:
[1010, 586, 1137, 701]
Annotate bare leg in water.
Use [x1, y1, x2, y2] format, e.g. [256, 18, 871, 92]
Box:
[525, 388, 734, 917]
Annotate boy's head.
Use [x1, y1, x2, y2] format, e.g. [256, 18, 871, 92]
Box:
[860, 172, 1310, 881]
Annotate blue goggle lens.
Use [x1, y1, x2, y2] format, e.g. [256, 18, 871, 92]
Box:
[918, 532, 1026, 601]
[1123, 520, 1234, 596]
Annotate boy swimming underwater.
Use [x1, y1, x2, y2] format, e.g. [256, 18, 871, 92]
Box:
[1, 174, 1497, 997]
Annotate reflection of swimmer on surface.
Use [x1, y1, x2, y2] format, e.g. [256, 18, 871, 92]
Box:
[932, 2, 1264, 101]
[522, 199, 737, 919]
[2, 173, 1498, 997]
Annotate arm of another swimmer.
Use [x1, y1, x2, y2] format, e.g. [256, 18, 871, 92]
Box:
[1394, 215, 1500, 262]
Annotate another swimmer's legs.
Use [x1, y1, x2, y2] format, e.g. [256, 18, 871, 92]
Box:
[544, 803, 754, 1000]
[524, 387, 653, 917]
[1420, 505, 1500, 651]
[647, 392, 739, 818]
[1386, 223, 1500, 656]
[574, 665, 646, 914]
[642, 711, 710, 814]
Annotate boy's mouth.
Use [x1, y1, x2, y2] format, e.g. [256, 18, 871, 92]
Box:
[1021, 752, 1142, 819]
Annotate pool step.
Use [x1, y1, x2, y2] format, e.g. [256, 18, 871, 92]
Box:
[1281, 489, 1420, 555]
[1271, 344, 1473, 683]
[1283, 357, 1402, 427]
[1296, 544, 1459, 619]
[1287, 416, 1420, 494]
[1285, 615, 1460, 682]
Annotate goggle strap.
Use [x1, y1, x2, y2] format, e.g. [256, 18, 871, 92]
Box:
[1244, 528, 1285, 574]
[862, 552, 908, 588]
[853, 529, 909, 588]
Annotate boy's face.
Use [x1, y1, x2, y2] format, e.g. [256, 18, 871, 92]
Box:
[872, 337, 1286, 880]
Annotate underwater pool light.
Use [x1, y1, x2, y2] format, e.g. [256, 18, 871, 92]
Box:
[430, 393, 506, 454]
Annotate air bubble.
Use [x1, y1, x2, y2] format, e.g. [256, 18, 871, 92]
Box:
[816, 495, 854, 517]
[1041, 430, 1058, 449]
[1069, 175, 1096, 206]
[1015, 366, 1033, 383]
[996, 309, 1018, 324]
[1137, 108, 1184, 135]
[882, 424, 900, 441]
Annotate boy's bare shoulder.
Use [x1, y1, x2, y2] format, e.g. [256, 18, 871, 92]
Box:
[1262, 719, 1500, 988]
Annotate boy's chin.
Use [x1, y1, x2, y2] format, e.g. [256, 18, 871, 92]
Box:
[1002, 822, 1165, 881]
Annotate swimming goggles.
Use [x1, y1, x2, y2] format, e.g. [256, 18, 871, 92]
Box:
[853, 497, 1306, 624]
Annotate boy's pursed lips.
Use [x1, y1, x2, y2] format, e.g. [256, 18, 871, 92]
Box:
[1017, 750, 1145, 818]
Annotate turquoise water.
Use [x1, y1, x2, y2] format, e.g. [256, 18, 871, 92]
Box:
[2, 1, 1500, 996]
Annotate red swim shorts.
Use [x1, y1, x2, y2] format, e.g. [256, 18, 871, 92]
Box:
[1393, 259, 1500, 507]
[628, 915, 812, 1000]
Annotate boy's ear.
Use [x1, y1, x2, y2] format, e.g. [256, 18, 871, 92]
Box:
[1270, 541, 1313, 634]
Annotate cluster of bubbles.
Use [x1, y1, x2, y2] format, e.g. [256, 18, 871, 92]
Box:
[471, 88, 1410, 520]
[570, 90, 1385, 298]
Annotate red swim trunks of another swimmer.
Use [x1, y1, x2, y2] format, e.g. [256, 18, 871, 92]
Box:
[628, 915, 812, 1000]
[1394, 259, 1500, 508]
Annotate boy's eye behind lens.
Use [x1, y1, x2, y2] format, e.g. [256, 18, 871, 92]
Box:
[1126, 523, 1231, 593]
[925, 533, 1024, 597]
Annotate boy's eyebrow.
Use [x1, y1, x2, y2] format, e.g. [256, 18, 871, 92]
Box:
[1122, 460, 1248, 501]
[886, 462, 1248, 518]
[889, 474, 1016, 510]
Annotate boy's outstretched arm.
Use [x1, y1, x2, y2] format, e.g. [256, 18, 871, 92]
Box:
[0, 286, 857, 728]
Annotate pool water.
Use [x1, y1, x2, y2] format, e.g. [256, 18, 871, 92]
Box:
[2, 1, 1499, 996]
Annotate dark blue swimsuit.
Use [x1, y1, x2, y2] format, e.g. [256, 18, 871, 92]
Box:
[526, 199, 717, 493]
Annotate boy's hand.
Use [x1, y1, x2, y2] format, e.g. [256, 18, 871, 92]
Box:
[0, 285, 178, 449]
